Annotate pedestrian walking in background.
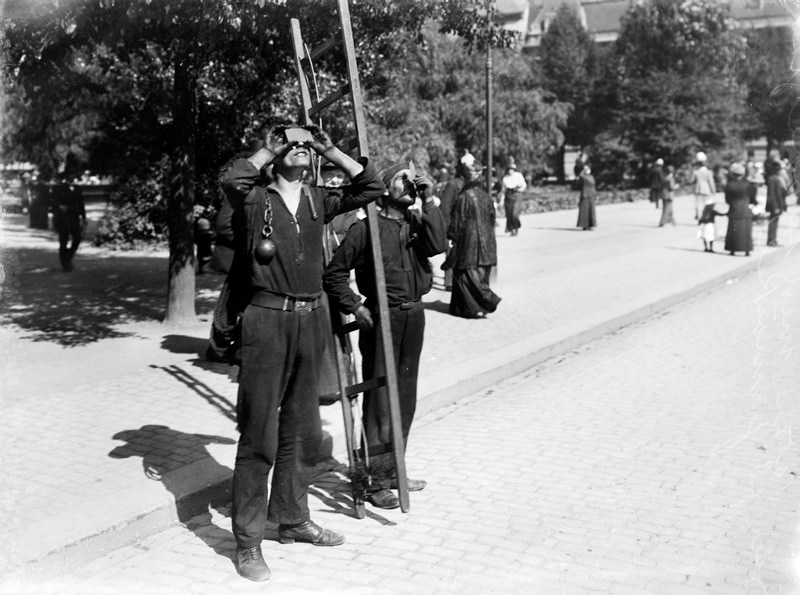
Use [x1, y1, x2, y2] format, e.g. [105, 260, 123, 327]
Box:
[649, 158, 666, 209]
[501, 157, 526, 236]
[765, 159, 789, 247]
[446, 154, 501, 319]
[324, 162, 446, 510]
[692, 152, 716, 221]
[220, 123, 384, 582]
[659, 165, 677, 227]
[697, 197, 722, 252]
[723, 162, 755, 257]
[576, 163, 597, 230]
[52, 175, 86, 272]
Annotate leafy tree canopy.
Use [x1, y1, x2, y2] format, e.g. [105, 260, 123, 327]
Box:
[364, 22, 569, 180]
[612, 0, 747, 168]
[739, 26, 797, 146]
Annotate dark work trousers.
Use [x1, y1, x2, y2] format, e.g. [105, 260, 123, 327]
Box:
[232, 303, 327, 549]
[358, 302, 425, 485]
[56, 214, 82, 271]
[767, 214, 781, 245]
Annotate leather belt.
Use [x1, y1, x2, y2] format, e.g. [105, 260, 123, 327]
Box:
[393, 300, 422, 311]
[250, 291, 322, 313]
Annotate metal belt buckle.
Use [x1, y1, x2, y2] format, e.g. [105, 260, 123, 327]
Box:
[294, 300, 312, 313]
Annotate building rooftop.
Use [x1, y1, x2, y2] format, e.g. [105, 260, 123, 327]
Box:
[496, 0, 795, 46]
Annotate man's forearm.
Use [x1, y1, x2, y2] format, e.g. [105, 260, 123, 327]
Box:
[321, 147, 363, 179]
[247, 147, 276, 171]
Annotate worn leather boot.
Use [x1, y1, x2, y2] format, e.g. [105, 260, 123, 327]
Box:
[236, 545, 270, 582]
[278, 520, 345, 546]
[366, 488, 400, 509]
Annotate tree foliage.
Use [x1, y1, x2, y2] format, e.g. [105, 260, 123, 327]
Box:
[363, 23, 568, 180]
[739, 26, 797, 151]
[1, 0, 516, 323]
[602, 0, 747, 180]
[539, 3, 595, 153]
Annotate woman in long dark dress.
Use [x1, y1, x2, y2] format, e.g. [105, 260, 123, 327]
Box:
[723, 162, 756, 256]
[576, 165, 597, 230]
[447, 157, 501, 318]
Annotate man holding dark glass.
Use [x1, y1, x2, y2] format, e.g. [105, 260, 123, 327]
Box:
[221, 124, 384, 582]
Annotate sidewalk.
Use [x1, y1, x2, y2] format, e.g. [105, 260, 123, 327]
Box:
[1, 191, 798, 581]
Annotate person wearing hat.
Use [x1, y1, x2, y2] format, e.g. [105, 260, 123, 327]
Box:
[576, 163, 597, 230]
[220, 123, 384, 581]
[765, 158, 789, 247]
[52, 174, 86, 272]
[649, 158, 666, 210]
[447, 155, 501, 318]
[692, 151, 716, 221]
[438, 155, 471, 291]
[500, 157, 527, 236]
[723, 161, 755, 256]
[324, 161, 446, 509]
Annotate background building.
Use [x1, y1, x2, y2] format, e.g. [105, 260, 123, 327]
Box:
[496, 0, 795, 48]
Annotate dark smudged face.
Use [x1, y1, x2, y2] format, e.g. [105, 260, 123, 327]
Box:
[386, 171, 415, 207]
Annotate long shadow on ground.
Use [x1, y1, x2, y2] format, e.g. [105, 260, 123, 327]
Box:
[0, 243, 223, 347]
[109, 424, 238, 565]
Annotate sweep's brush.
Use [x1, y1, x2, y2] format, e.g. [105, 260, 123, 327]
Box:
[349, 458, 372, 501]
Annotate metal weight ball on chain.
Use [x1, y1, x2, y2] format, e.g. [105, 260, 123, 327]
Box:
[255, 198, 276, 265]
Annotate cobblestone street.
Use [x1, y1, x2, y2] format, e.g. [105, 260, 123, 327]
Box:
[32, 249, 800, 594]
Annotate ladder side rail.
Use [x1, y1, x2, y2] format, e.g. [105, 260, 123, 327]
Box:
[291, 18, 365, 517]
[289, 19, 315, 126]
[337, 0, 410, 513]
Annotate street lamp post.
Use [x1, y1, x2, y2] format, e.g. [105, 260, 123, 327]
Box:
[485, 0, 493, 198]
[486, 0, 497, 284]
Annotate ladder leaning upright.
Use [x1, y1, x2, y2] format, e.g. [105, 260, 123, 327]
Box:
[289, 0, 410, 517]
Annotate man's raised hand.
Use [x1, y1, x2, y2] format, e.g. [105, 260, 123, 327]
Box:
[304, 124, 336, 156]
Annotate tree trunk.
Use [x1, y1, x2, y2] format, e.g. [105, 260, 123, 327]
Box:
[556, 143, 566, 184]
[164, 55, 197, 325]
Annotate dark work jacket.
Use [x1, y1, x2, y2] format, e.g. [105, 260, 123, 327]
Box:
[221, 157, 383, 298]
[52, 182, 85, 221]
[324, 201, 447, 313]
[766, 174, 788, 216]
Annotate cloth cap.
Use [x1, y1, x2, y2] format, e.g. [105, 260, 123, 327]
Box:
[380, 162, 415, 188]
[696, 151, 707, 163]
[729, 162, 745, 177]
[655, 158, 664, 166]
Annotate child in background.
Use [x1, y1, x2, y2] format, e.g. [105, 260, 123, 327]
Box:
[697, 196, 721, 252]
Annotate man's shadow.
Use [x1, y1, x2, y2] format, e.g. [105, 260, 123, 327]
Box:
[109, 425, 238, 562]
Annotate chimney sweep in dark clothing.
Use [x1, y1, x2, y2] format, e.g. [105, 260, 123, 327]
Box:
[220, 123, 384, 582]
[324, 161, 446, 510]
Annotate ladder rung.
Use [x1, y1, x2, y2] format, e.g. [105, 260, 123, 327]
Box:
[338, 320, 359, 333]
[345, 376, 386, 397]
[308, 34, 341, 63]
[341, 136, 360, 153]
[309, 83, 352, 117]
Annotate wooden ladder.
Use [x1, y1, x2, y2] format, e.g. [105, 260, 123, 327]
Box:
[289, 0, 409, 517]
